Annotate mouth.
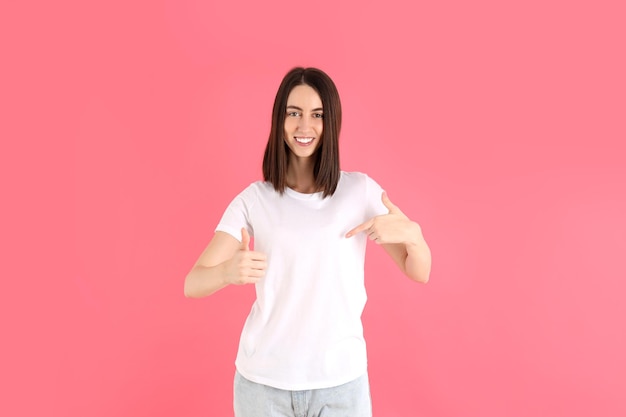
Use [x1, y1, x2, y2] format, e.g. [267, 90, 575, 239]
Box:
[295, 137, 314, 145]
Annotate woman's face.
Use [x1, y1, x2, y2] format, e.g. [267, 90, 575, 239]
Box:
[283, 84, 324, 160]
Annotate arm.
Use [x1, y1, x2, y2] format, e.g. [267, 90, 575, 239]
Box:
[346, 192, 431, 283]
[380, 224, 431, 283]
[184, 229, 267, 298]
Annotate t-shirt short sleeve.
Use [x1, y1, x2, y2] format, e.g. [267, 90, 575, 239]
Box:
[215, 184, 257, 242]
[364, 174, 389, 219]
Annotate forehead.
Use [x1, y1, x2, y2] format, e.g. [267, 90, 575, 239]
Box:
[286, 84, 323, 107]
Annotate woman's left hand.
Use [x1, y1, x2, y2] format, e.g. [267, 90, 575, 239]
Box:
[345, 192, 422, 245]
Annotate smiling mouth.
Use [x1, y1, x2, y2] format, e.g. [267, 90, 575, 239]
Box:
[295, 137, 314, 144]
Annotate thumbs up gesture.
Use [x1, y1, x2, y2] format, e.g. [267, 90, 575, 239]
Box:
[225, 228, 267, 285]
[346, 192, 421, 245]
[240, 227, 252, 251]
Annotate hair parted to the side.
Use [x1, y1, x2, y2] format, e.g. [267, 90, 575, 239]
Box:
[262, 67, 342, 198]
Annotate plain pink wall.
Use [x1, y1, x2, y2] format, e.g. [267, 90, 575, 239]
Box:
[2, 0, 625, 416]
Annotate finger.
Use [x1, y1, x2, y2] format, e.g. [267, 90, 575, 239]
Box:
[381, 191, 400, 214]
[247, 268, 266, 278]
[250, 263, 267, 275]
[240, 227, 250, 251]
[346, 219, 374, 238]
[245, 258, 267, 269]
[241, 255, 267, 274]
[236, 275, 260, 285]
[247, 251, 267, 261]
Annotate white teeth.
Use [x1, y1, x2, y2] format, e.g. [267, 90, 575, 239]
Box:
[295, 137, 313, 144]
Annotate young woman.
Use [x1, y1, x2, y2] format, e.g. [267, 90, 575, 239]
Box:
[184, 67, 431, 417]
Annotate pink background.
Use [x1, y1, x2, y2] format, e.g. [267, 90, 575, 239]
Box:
[2, 0, 625, 416]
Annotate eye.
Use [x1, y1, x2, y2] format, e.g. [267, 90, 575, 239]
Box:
[287, 111, 301, 117]
[313, 113, 324, 119]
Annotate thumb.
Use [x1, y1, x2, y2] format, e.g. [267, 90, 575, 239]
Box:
[382, 191, 399, 213]
[240, 227, 250, 251]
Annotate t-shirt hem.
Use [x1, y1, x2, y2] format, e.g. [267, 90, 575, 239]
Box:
[235, 364, 369, 391]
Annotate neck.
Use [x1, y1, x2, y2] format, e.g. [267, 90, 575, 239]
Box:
[286, 156, 319, 194]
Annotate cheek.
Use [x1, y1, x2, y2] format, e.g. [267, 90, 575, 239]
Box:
[284, 119, 296, 134]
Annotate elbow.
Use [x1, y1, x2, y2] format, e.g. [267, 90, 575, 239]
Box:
[184, 266, 208, 298]
[183, 283, 192, 298]
[404, 261, 431, 284]
[184, 286, 201, 298]
[410, 272, 429, 284]
[407, 263, 431, 283]
[183, 276, 196, 298]
[417, 275, 429, 284]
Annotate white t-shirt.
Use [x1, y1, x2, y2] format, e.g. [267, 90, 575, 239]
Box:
[216, 171, 387, 390]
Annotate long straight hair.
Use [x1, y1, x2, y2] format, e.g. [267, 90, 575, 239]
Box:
[262, 67, 342, 198]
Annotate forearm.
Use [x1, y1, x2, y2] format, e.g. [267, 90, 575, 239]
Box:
[381, 221, 431, 283]
[184, 263, 229, 298]
[404, 234, 431, 283]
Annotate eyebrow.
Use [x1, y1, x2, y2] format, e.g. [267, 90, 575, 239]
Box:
[286, 105, 324, 112]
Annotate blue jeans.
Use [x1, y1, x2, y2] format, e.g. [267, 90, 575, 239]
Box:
[234, 371, 373, 417]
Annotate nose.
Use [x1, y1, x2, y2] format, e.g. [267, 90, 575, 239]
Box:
[297, 115, 311, 130]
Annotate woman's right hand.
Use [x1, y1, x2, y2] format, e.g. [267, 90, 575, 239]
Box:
[223, 228, 267, 286]
[185, 228, 267, 297]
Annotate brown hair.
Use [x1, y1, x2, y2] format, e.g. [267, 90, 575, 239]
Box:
[262, 67, 342, 198]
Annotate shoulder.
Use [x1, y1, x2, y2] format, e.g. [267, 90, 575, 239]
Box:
[340, 171, 369, 183]
[235, 180, 272, 194]
[340, 171, 381, 188]
[247, 180, 277, 197]
[337, 172, 384, 202]
[227, 180, 268, 205]
[233, 180, 280, 203]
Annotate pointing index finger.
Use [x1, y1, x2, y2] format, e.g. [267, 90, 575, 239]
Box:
[345, 219, 374, 238]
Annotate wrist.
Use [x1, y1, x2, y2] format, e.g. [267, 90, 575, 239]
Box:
[405, 221, 424, 247]
[217, 262, 232, 287]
